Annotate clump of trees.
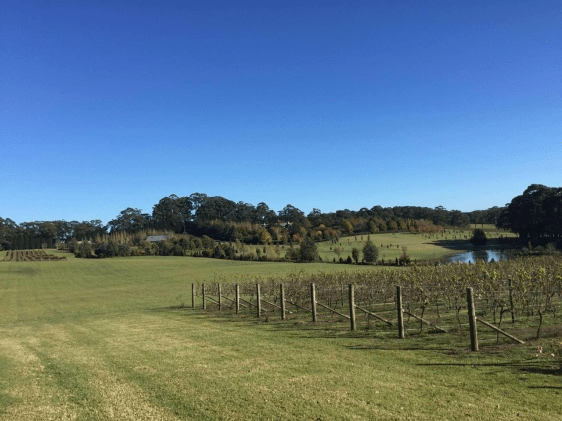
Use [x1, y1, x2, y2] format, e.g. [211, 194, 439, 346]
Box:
[298, 238, 320, 262]
[66, 231, 302, 262]
[1, 191, 487, 252]
[284, 238, 320, 262]
[498, 184, 562, 245]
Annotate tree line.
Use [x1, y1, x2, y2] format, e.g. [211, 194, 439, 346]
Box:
[1, 191, 509, 251]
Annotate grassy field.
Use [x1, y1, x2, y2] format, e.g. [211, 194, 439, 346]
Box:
[0, 252, 560, 420]
[316, 226, 517, 263]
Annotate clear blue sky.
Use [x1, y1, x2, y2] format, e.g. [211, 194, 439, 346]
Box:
[2, 0, 561, 225]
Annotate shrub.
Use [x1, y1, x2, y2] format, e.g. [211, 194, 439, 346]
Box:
[68, 238, 78, 253]
[470, 229, 487, 246]
[284, 247, 299, 262]
[143, 241, 157, 256]
[399, 246, 411, 265]
[214, 245, 226, 259]
[77, 241, 92, 258]
[362, 240, 378, 264]
[107, 240, 119, 257]
[299, 238, 319, 262]
[118, 244, 131, 257]
[351, 248, 359, 264]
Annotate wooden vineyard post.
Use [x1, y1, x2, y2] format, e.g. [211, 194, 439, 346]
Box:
[218, 283, 222, 310]
[256, 284, 261, 318]
[467, 287, 479, 351]
[235, 284, 240, 314]
[396, 285, 405, 339]
[202, 283, 206, 310]
[280, 283, 286, 320]
[349, 284, 356, 331]
[192, 283, 195, 308]
[508, 278, 515, 324]
[311, 283, 317, 323]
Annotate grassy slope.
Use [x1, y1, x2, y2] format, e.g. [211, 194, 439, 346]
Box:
[0, 254, 559, 420]
[316, 227, 517, 263]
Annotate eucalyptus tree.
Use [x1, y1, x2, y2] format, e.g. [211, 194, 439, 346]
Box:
[233, 201, 256, 222]
[256, 202, 277, 225]
[306, 208, 323, 226]
[0, 217, 18, 249]
[195, 196, 237, 222]
[189, 193, 208, 214]
[109, 208, 149, 233]
[279, 204, 305, 224]
[152, 195, 193, 233]
[39, 222, 59, 247]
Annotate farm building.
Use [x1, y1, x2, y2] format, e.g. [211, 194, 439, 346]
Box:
[146, 235, 167, 242]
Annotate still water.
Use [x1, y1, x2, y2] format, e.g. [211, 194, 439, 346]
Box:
[445, 249, 516, 264]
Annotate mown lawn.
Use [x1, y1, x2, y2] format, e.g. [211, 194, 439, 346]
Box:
[316, 228, 517, 263]
[317, 232, 450, 263]
[0, 254, 559, 420]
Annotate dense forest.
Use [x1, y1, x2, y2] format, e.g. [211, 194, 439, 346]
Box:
[1, 192, 511, 251]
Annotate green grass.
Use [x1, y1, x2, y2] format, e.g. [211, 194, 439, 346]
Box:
[316, 228, 517, 263]
[0, 254, 560, 420]
[318, 232, 448, 263]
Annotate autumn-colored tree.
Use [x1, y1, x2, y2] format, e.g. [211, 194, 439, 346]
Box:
[342, 220, 354, 234]
[259, 229, 272, 245]
[399, 246, 411, 265]
[333, 246, 343, 259]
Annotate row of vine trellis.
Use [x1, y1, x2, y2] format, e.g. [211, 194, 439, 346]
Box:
[190, 256, 562, 349]
[2, 249, 66, 262]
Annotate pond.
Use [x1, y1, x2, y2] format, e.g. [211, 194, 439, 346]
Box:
[445, 249, 516, 264]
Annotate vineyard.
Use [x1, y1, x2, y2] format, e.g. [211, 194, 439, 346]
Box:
[0, 251, 560, 418]
[2, 249, 67, 262]
[194, 256, 562, 351]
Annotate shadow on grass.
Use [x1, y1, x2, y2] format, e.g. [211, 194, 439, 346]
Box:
[428, 237, 520, 252]
[417, 360, 541, 368]
[521, 367, 562, 376]
[346, 343, 464, 352]
[416, 359, 562, 380]
[427, 238, 471, 252]
[148, 306, 202, 312]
